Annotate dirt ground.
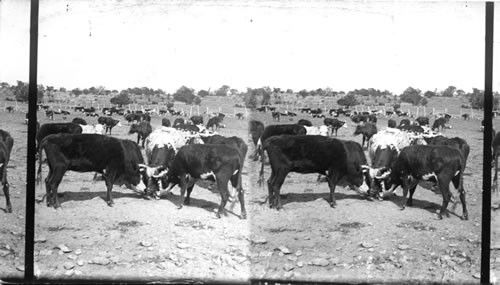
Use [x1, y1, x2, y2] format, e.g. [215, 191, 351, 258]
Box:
[249, 111, 484, 284]
[0, 110, 27, 279]
[0, 99, 495, 283]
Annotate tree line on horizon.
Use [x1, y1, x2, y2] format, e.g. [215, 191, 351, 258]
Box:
[1, 81, 498, 110]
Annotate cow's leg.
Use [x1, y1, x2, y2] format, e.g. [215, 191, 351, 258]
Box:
[407, 184, 418, 206]
[266, 170, 276, 208]
[44, 167, 53, 207]
[103, 173, 116, 206]
[49, 168, 65, 209]
[272, 171, 287, 210]
[184, 179, 196, 205]
[136, 134, 140, 145]
[215, 175, 231, 218]
[399, 177, 410, 210]
[437, 175, 452, 219]
[177, 175, 188, 209]
[2, 173, 11, 213]
[326, 171, 339, 207]
[316, 174, 322, 184]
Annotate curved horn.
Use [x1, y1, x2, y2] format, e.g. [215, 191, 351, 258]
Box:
[138, 164, 148, 169]
[375, 169, 391, 180]
[152, 168, 169, 179]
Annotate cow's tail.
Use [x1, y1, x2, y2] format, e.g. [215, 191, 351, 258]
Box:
[258, 140, 266, 187]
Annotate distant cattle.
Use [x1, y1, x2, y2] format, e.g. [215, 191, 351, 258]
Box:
[249, 120, 265, 147]
[235, 113, 245, 120]
[98, 116, 122, 135]
[416, 116, 429, 126]
[206, 116, 222, 131]
[190, 115, 204, 125]
[45, 110, 54, 120]
[37, 134, 147, 208]
[353, 122, 378, 149]
[124, 113, 142, 124]
[388, 119, 397, 128]
[161, 118, 171, 127]
[297, 119, 313, 127]
[72, 118, 87, 125]
[432, 117, 447, 132]
[5, 106, 14, 113]
[129, 122, 152, 148]
[271, 111, 281, 122]
[324, 118, 347, 136]
[0, 130, 13, 212]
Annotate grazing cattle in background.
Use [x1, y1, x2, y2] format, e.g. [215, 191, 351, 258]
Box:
[249, 120, 265, 147]
[287, 111, 297, 117]
[388, 119, 397, 128]
[206, 116, 222, 131]
[36, 123, 83, 149]
[174, 123, 200, 134]
[74, 106, 85, 112]
[190, 115, 204, 125]
[46, 110, 54, 120]
[141, 113, 151, 122]
[324, 118, 347, 136]
[124, 113, 142, 124]
[353, 122, 378, 149]
[262, 135, 368, 209]
[385, 111, 394, 117]
[399, 119, 411, 128]
[432, 117, 447, 132]
[304, 125, 329, 136]
[375, 145, 467, 220]
[399, 124, 424, 134]
[37, 134, 147, 208]
[72, 117, 87, 125]
[5, 106, 14, 113]
[173, 118, 185, 127]
[161, 118, 171, 127]
[162, 144, 246, 219]
[416, 116, 429, 126]
[129, 121, 153, 148]
[0, 130, 13, 212]
[461, 114, 470, 120]
[60, 110, 70, 115]
[98, 116, 122, 135]
[235, 113, 245, 120]
[254, 124, 306, 163]
[271, 111, 281, 122]
[297, 119, 312, 127]
[80, 124, 104, 134]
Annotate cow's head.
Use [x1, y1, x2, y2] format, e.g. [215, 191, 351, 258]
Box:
[339, 162, 368, 194]
[128, 124, 138, 134]
[117, 163, 147, 193]
[139, 164, 169, 199]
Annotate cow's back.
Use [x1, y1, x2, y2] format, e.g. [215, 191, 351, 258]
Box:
[261, 124, 306, 143]
[37, 123, 82, 145]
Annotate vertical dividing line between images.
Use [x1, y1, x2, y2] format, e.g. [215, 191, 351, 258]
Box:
[482, 2, 494, 285]
[25, 0, 39, 281]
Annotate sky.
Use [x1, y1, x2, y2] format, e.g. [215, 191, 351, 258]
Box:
[0, 0, 498, 95]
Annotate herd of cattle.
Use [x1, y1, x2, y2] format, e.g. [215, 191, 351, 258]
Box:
[0, 104, 496, 223]
[248, 108, 491, 221]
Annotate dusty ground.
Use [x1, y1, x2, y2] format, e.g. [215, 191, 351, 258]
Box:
[0, 110, 27, 279]
[0, 97, 495, 283]
[33, 105, 251, 282]
[249, 110, 484, 284]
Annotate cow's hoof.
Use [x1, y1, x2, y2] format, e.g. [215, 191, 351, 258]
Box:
[215, 213, 221, 219]
[436, 213, 443, 220]
[399, 206, 406, 211]
[107, 201, 114, 207]
[240, 212, 247, 220]
[6, 207, 12, 213]
[329, 201, 336, 208]
[462, 213, 469, 221]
